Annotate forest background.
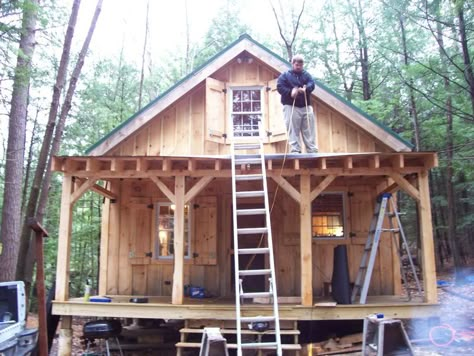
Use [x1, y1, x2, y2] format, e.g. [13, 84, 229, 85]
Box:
[0, 0, 472, 302]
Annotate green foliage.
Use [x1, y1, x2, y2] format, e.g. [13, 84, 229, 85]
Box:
[1, 0, 473, 294]
[192, 1, 250, 69]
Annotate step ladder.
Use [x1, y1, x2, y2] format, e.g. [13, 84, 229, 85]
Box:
[351, 193, 422, 304]
[199, 327, 230, 356]
[231, 135, 282, 356]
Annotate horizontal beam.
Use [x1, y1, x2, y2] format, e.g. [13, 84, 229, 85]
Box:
[53, 153, 438, 176]
[64, 167, 429, 180]
[52, 299, 439, 321]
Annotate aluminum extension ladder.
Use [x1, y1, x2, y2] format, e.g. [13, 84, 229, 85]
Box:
[351, 193, 422, 304]
[230, 134, 282, 356]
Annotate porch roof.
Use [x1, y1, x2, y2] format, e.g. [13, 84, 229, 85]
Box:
[52, 151, 438, 179]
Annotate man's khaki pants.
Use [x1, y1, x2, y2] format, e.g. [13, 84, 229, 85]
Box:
[283, 105, 318, 153]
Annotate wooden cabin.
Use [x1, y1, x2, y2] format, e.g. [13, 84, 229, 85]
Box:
[52, 35, 438, 354]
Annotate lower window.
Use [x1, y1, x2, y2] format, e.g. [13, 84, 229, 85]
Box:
[312, 193, 345, 239]
[155, 203, 191, 258]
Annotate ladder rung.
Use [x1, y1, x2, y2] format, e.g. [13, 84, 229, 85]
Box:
[381, 228, 400, 232]
[235, 158, 261, 165]
[235, 191, 265, 198]
[234, 144, 260, 150]
[238, 248, 270, 255]
[235, 174, 263, 181]
[237, 227, 268, 235]
[240, 316, 275, 323]
[241, 292, 272, 298]
[237, 208, 266, 216]
[239, 269, 272, 276]
[241, 342, 278, 349]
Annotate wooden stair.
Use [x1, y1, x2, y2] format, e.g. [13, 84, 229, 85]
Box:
[176, 320, 301, 355]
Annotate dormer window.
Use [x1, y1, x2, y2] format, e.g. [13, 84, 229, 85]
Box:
[231, 87, 263, 137]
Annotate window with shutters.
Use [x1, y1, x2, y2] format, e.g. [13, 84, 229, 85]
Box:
[154, 202, 191, 259]
[312, 193, 346, 239]
[230, 87, 263, 137]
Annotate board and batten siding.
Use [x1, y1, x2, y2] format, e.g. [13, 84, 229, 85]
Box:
[108, 60, 388, 157]
[100, 177, 400, 298]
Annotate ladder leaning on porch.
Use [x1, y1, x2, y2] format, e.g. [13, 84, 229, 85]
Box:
[351, 193, 422, 304]
[230, 133, 282, 356]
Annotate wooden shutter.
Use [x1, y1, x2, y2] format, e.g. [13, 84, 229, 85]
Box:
[193, 196, 217, 265]
[267, 78, 287, 142]
[128, 197, 152, 265]
[205, 77, 226, 143]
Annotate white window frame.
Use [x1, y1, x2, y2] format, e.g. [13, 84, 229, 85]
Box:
[229, 86, 265, 138]
[311, 192, 347, 240]
[154, 202, 192, 259]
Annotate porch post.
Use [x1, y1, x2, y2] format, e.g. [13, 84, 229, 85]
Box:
[417, 170, 437, 303]
[58, 316, 72, 356]
[55, 175, 74, 301]
[300, 174, 313, 306]
[172, 176, 185, 305]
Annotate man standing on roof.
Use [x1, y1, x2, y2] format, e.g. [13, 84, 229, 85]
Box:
[277, 54, 318, 153]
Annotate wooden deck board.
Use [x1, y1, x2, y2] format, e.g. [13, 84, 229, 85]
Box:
[53, 295, 438, 320]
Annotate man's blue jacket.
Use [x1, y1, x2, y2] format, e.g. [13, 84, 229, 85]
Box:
[277, 69, 315, 108]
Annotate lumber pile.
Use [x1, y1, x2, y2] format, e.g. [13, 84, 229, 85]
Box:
[302, 333, 363, 355]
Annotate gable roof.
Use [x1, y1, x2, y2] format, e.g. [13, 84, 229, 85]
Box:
[87, 34, 413, 155]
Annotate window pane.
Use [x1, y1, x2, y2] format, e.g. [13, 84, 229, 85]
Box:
[233, 90, 241, 102]
[242, 101, 251, 112]
[312, 194, 344, 238]
[251, 90, 260, 100]
[156, 203, 190, 258]
[232, 88, 262, 137]
[233, 101, 241, 112]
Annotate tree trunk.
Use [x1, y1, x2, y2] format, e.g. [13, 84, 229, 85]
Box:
[348, 0, 370, 100]
[0, 0, 40, 282]
[137, 0, 149, 110]
[270, 0, 305, 61]
[456, 1, 474, 115]
[436, 17, 462, 276]
[429, 171, 443, 268]
[23, 0, 104, 286]
[16, 0, 81, 283]
[21, 108, 39, 214]
[399, 15, 421, 151]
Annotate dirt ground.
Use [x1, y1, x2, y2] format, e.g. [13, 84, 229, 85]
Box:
[35, 265, 474, 355]
[409, 268, 474, 356]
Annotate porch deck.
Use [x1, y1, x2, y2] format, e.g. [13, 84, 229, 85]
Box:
[52, 295, 438, 321]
